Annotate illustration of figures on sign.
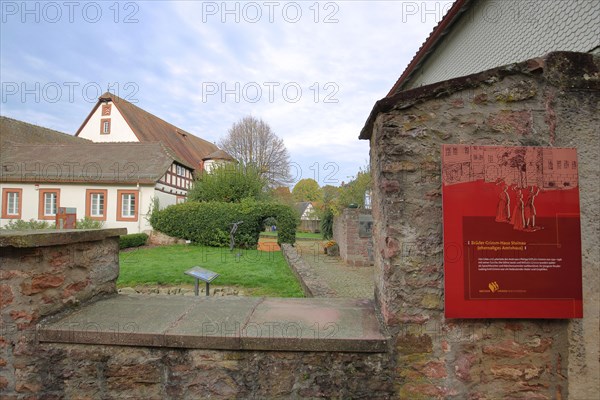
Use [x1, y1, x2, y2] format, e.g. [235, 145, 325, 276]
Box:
[442, 144, 582, 318]
[524, 186, 541, 231]
[442, 145, 579, 233]
[495, 180, 511, 223]
[511, 187, 526, 231]
[495, 182, 542, 231]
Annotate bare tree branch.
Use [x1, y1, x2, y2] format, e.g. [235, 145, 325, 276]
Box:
[219, 116, 292, 187]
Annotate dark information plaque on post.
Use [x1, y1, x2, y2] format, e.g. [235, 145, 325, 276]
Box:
[442, 144, 583, 319]
[184, 266, 220, 296]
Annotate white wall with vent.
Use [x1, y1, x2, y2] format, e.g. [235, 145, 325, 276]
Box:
[406, 0, 600, 89]
[77, 101, 139, 142]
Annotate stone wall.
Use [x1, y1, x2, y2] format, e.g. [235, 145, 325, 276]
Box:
[364, 52, 599, 398]
[1, 229, 393, 399]
[0, 229, 125, 396]
[26, 344, 393, 399]
[333, 208, 373, 267]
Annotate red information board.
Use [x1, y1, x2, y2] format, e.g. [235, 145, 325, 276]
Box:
[442, 145, 582, 318]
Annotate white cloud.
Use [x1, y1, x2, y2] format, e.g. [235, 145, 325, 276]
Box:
[1, 0, 451, 186]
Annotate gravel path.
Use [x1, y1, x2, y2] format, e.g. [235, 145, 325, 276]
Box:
[294, 240, 374, 298]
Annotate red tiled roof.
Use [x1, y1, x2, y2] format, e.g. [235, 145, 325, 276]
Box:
[75, 93, 219, 170]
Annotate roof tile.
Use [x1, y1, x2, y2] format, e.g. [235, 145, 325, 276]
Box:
[76, 93, 223, 170]
[1, 142, 180, 184]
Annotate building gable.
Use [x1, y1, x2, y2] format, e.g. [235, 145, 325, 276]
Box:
[76, 97, 139, 142]
[76, 93, 221, 171]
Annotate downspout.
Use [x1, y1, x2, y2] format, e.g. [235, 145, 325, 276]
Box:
[137, 181, 141, 233]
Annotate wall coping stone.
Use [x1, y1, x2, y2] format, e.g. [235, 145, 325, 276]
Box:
[359, 51, 599, 139]
[38, 295, 388, 353]
[0, 228, 127, 247]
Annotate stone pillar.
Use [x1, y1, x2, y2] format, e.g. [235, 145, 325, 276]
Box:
[0, 228, 125, 396]
[367, 53, 599, 398]
[333, 208, 373, 267]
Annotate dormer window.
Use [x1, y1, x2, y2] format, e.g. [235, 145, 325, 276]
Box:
[101, 118, 111, 135]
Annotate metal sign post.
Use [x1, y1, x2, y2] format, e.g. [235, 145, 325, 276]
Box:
[184, 266, 220, 296]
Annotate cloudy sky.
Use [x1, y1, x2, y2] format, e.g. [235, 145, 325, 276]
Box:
[1, 0, 452, 186]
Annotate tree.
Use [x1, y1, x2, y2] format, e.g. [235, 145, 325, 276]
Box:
[338, 167, 372, 209]
[322, 185, 340, 207]
[271, 186, 294, 206]
[188, 163, 268, 203]
[219, 116, 291, 187]
[292, 178, 322, 202]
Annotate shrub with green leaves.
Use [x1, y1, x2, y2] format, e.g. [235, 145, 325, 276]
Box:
[188, 163, 269, 203]
[320, 208, 334, 240]
[1, 219, 55, 230]
[119, 233, 149, 249]
[76, 217, 104, 229]
[150, 199, 298, 248]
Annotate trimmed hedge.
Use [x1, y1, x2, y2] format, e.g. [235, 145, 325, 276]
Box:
[120, 233, 149, 249]
[149, 200, 298, 248]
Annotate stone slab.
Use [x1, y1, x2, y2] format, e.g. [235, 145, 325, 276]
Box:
[165, 297, 263, 349]
[0, 228, 127, 247]
[242, 298, 387, 352]
[38, 295, 389, 353]
[38, 294, 195, 347]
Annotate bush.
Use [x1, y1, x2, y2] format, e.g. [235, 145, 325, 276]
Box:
[1, 219, 55, 230]
[320, 208, 334, 239]
[76, 217, 104, 229]
[188, 163, 268, 203]
[150, 199, 298, 248]
[2, 218, 106, 230]
[120, 233, 149, 249]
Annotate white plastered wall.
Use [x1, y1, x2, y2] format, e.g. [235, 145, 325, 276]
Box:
[0, 182, 156, 233]
[77, 101, 139, 142]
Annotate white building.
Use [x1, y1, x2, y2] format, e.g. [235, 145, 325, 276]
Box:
[75, 92, 228, 172]
[0, 140, 194, 233]
[1, 93, 235, 233]
[295, 202, 320, 233]
[202, 149, 237, 173]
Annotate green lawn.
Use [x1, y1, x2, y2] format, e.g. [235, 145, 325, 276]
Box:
[260, 231, 323, 240]
[118, 244, 304, 297]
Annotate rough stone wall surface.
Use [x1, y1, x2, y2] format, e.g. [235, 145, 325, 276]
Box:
[0, 233, 120, 397]
[9, 343, 394, 399]
[333, 209, 372, 267]
[1, 231, 394, 399]
[147, 230, 186, 246]
[369, 52, 599, 399]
